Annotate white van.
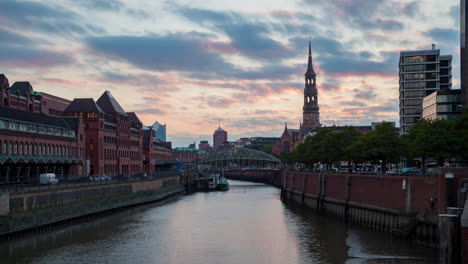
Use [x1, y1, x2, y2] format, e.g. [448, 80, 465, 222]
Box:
[39, 173, 59, 185]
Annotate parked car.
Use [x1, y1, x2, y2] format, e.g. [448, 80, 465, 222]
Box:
[401, 167, 421, 175]
[39, 173, 59, 185]
[132, 172, 148, 180]
[115, 174, 130, 181]
[93, 174, 110, 181]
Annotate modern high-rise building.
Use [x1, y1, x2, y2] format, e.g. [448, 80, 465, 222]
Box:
[422, 89, 463, 120]
[399, 49, 452, 133]
[462, 0, 468, 108]
[213, 126, 228, 150]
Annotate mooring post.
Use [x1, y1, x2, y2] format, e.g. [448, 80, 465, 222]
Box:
[344, 174, 351, 222]
[405, 178, 412, 214]
[301, 173, 307, 208]
[280, 171, 286, 201]
[438, 214, 460, 264]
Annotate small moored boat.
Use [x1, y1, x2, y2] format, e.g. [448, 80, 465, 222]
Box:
[217, 177, 229, 191]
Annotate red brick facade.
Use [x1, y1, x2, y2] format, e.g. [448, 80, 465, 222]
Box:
[143, 129, 173, 175]
[0, 74, 86, 183]
[65, 92, 144, 176]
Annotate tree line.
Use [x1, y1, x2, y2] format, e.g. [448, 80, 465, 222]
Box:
[277, 110, 468, 174]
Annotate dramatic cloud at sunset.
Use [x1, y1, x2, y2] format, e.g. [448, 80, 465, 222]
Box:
[0, 0, 460, 146]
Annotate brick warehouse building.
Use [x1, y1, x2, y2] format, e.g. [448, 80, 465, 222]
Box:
[64, 91, 144, 176]
[0, 74, 86, 184]
[143, 129, 173, 175]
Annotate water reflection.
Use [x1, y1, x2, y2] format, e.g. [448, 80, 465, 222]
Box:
[1, 180, 437, 264]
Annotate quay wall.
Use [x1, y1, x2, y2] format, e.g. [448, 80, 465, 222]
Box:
[226, 169, 441, 247]
[0, 176, 183, 237]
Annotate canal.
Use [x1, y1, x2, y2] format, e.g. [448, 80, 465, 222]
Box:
[2, 180, 437, 264]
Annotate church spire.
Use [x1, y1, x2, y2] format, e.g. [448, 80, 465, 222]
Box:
[305, 38, 316, 78]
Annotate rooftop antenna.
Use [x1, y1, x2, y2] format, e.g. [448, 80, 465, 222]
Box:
[218, 118, 221, 128]
[432, 43, 436, 50]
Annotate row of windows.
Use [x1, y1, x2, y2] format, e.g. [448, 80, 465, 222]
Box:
[403, 64, 437, 72]
[403, 73, 437, 81]
[150, 152, 172, 160]
[402, 99, 421, 107]
[401, 90, 425, 98]
[402, 81, 437, 90]
[104, 136, 117, 145]
[403, 55, 436, 64]
[66, 112, 100, 119]
[1, 140, 83, 157]
[103, 164, 141, 174]
[103, 149, 140, 160]
[401, 108, 420, 115]
[0, 120, 76, 137]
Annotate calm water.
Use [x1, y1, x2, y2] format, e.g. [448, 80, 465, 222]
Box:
[1, 180, 437, 264]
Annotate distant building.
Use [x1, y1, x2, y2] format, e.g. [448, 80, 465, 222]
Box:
[213, 126, 228, 150]
[172, 145, 208, 164]
[302, 40, 320, 129]
[143, 129, 173, 174]
[273, 41, 320, 155]
[65, 91, 144, 176]
[422, 89, 463, 120]
[233, 137, 280, 150]
[371, 122, 396, 129]
[198, 140, 213, 153]
[145, 121, 166, 142]
[399, 49, 452, 134]
[461, 0, 468, 108]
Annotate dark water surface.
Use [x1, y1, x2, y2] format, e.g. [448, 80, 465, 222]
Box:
[1, 180, 437, 264]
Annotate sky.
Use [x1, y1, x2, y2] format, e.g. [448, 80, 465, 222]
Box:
[0, 0, 461, 147]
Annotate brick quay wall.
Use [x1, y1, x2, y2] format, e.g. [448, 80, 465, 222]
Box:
[0, 176, 184, 237]
[225, 169, 446, 247]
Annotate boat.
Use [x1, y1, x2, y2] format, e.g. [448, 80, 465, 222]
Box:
[217, 177, 229, 191]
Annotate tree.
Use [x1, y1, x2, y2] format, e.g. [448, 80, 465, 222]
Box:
[260, 145, 272, 155]
[404, 119, 459, 173]
[365, 122, 402, 174]
[338, 127, 362, 172]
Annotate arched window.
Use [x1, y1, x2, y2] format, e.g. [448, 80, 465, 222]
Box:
[8, 141, 12, 154]
[33, 144, 37, 156]
[19, 142, 23, 155]
[29, 144, 32, 156]
[1, 141, 5, 154]
[14, 142, 17, 155]
[39, 144, 42, 156]
[312, 95, 316, 102]
[25, 143, 28, 155]
[306, 96, 311, 103]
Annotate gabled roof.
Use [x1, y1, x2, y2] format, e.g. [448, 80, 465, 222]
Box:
[300, 127, 315, 135]
[0, 106, 77, 129]
[11, 81, 33, 96]
[287, 129, 300, 135]
[96, 90, 127, 116]
[127, 112, 142, 124]
[64, 98, 104, 114]
[0, 74, 9, 89]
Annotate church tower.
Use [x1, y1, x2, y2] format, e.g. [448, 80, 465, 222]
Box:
[302, 40, 320, 129]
